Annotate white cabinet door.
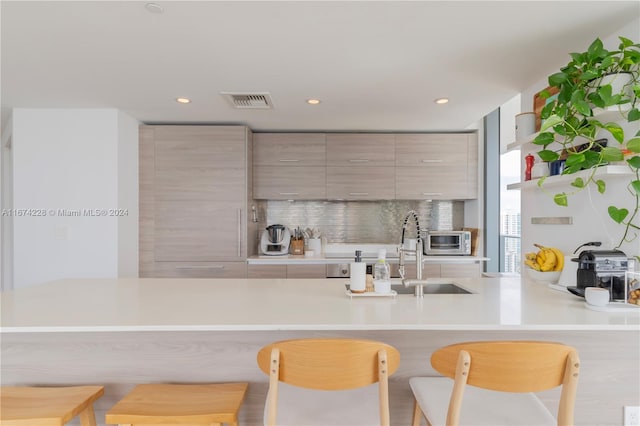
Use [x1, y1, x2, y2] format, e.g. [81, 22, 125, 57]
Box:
[253, 133, 326, 166]
[326, 167, 395, 200]
[326, 134, 395, 167]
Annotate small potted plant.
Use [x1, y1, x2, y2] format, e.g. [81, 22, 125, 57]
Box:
[533, 36, 640, 248]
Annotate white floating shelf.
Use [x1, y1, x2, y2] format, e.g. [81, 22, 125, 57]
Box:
[507, 165, 632, 190]
[506, 107, 633, 153]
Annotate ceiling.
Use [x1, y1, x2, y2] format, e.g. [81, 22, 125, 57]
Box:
[2, 1, 639, 132]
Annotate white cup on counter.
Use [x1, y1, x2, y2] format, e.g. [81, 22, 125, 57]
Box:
[585, 287, 610, 307]
[307, 238, 322, 253]
[374, 279, 391, 294]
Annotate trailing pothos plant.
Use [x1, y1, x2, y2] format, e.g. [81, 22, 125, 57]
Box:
[533, 36, 640, 249]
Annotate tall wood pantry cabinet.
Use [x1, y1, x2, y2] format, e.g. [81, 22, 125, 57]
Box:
[139, 125, 256, 278]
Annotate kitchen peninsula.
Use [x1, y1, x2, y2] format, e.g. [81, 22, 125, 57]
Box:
[2, 277, 638, 426]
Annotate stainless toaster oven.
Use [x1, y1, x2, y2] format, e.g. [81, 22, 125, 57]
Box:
[423, 230, 471, 256]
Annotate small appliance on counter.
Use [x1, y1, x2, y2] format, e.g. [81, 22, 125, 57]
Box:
[260, 224, 291, 256]
[421, 230, 471, 256]
[567, 249, 628, 301]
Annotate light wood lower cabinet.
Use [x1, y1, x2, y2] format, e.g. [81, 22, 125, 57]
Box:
[286, 264, 326, 278]
[153, 262, 247, 278]
[247, 264, 287, 279]
[247, 264, 326, 279]
[440, 263, 481, 278]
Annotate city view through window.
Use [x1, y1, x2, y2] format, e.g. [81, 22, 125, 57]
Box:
[500, 150, 521, 273]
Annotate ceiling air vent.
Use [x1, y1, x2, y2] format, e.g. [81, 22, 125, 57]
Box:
[221, 92, 274, 109]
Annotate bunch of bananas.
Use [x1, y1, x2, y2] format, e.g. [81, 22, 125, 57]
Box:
[525, 244, 564, 272]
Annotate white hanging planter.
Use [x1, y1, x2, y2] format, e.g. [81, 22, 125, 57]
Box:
[592, 71, 635, 115]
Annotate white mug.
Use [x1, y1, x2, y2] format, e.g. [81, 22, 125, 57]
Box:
[585, 287, 610, 307]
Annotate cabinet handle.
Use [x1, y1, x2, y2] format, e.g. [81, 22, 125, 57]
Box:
[422, 192, 443, 196]
[349, 192, 369, 196]
[349, 159, 370, 163]
[422, 159, 443, 163]
[279, 192, 299, 196]
[279, 159, 300, 162]
[237, 208, 242, 257]
[175, 265, 225, 270]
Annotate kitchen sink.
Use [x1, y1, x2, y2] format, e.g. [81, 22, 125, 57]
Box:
[391, 283, 473, 295]
[345, 282, 473, 295]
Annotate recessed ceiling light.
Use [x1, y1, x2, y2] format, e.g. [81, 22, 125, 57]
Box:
[145, 3, 164, 13]
[434, 98, 449, 105]
[306, 99, 321, 105]
[176, 97, 191, 104]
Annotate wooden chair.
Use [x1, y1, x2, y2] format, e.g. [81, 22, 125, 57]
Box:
[256, 338, 400, 426]
[0, 385, 104, 426]
[105, 382, 248, 426]
[409, 341, 580, 426]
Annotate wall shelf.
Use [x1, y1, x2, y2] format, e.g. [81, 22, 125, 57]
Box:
[506, 108, 631, 153]
[507, 165, 632, 190]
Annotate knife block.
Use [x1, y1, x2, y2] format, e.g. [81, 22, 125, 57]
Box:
[291, 239, 304, 255]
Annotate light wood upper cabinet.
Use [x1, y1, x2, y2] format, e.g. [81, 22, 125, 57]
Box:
[395, 133, 478, 200]
[326, 167, 395, 200]
[253, 133, 326, 200]
[326, 134, 395, 166]
[253, 166, 326, 200]
[253, 133, 326, 166]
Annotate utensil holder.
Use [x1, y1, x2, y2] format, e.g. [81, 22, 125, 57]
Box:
[291, 239, 304, 255]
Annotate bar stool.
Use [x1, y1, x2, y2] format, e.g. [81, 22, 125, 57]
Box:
[0, 385, 104, 426]
[409, 340, 580, 426]
[105, 382, 248, 426]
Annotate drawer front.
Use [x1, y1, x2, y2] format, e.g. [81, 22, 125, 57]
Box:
[287, 264, 326, 278]
[150, 262, 247, 278]
[326, 134, 395, 166]
[247, 264, 287, 279]
[327, 167, 395, 200]
[440, 263, 481, 278]
[253, 133, 326, 166]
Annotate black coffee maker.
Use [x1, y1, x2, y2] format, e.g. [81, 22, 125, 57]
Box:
[567, 250, 628, 301]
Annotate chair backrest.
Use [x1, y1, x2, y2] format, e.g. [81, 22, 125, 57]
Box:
[430, 340, 580, 426]
[257, 338, 400, 426]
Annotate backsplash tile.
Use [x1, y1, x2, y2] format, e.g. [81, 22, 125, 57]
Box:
[256, 200, 463, 243]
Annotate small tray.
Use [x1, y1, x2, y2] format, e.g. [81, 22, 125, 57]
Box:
[584, 302, 640, 312]
[345, 290, 397, 298]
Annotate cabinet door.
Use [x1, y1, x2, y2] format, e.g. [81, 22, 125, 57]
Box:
[247, 264, 287, 279]
[253, 133, 326, 166]
[326, 167, 395, 200]
[287, 264, 326, 278]
[253, 166, 326, 199]
[395, 134, 468, 167]
[153, 261, 247, 278]
[396, 167, 469, 200]
[440, 263, 481, 278]
[154, 200, 243, 262]
[141, 126, 249, 277]
[395, 133, 478, 200]
[326, 134, 395, 166]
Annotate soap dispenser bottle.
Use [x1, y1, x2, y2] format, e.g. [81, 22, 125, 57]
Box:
[350, 250, 366, 293]
[374, 249, 391, 293]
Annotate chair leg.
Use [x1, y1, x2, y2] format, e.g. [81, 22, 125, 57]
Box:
[78, 405, 97, 426]
[412, 398, 423, 426]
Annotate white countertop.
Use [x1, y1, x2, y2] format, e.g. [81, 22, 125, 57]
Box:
[1, 277, 638, 333]
[247, 255, 489, 265]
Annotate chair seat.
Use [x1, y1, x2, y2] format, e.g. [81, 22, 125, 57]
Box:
[105, 382, 248, 425]
[410, 377, 556, 426]
[0, 385, 104, 426]
[265, 382, 381, 426]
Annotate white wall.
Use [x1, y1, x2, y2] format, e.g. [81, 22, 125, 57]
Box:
[12, 108, 138, 288]
[117, 110, 139, 277]
[518, 18, 640, 283]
